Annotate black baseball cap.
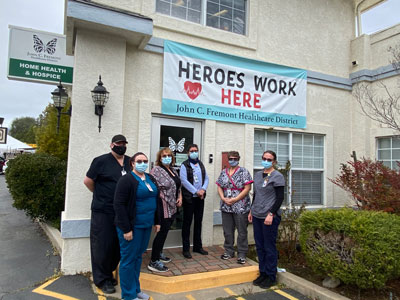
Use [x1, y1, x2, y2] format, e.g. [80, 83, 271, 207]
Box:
[111, 134, 128, 144]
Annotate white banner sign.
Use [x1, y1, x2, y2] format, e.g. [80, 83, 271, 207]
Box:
[162, 40, 307, 128]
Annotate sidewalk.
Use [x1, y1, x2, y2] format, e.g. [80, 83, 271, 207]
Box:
[99, 246, 350, 300]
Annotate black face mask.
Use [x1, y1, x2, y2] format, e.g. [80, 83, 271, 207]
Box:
[112, 145, 127, 156]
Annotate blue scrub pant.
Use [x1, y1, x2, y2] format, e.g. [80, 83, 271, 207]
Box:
[252, 215, 281, 282]
[117, 226, 152, 300]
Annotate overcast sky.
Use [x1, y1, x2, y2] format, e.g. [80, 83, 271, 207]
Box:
[0, 0, 400, 128]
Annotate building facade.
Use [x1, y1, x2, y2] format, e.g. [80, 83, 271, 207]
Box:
[60, 0, 400, 273]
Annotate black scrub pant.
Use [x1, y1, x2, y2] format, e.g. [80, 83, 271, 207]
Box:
[90, 211, 120, 287]
[151, 217, 174, 261]
[182, 197, 204, 252]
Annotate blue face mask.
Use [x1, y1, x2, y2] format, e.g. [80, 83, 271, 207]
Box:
[228, 160, 239, 167]
[189, 152, 198, 160]
[262, 160, 273, 169]
[135, 163, 148, 173]
[161, 156, 172, 165]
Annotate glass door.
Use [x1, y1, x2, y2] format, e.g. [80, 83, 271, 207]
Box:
[149, 116, 202, 248]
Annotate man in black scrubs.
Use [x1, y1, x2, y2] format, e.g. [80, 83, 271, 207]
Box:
[84, 134, 130, 294]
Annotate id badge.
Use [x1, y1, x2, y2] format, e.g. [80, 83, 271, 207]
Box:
[121, 169, 127, 176]
[226, 188, 232, 197]
[262, 178, 268, 187]
[193, 174, 199, 183]
[144, 181, 154, 192]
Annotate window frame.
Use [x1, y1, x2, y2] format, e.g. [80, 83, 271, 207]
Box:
[155, 0, 248, 36]
[254, 129, 325, 207]
[376, 136, 400, 170]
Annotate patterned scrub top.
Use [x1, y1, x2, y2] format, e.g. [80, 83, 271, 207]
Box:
[216, 166, 253, 214]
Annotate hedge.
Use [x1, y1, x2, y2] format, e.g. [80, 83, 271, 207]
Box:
[5, 153, 66, 224]
[299, 208, 400, 289]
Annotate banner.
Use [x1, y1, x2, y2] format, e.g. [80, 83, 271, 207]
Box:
[7, 26, 74, 84]
[162, 40, 307, 128]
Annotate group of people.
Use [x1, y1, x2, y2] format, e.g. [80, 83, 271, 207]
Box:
[84, 134, 285, 300]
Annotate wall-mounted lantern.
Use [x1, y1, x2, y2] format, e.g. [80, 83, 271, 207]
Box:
[91, 75, 109, 132]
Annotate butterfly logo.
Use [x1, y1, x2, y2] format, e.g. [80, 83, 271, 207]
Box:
[168, 137, 185, 153]
[33, 35, 57, 55]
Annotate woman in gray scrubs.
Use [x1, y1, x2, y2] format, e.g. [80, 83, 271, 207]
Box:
[249, 150, 285, 289]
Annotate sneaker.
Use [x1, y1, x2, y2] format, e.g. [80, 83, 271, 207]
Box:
[100, 280, 116, 294]
[259, 277, 276, 289]
[237, 257, 246, 264]
[137, 291, 150, 299]
[159, 252, 171, 263]
[147, 260, 169, 273]
[221, 253, 234, 260]
[253, 274, 267, 286]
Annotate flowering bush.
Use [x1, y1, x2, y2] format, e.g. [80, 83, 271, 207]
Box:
[330, 158, 400, 214]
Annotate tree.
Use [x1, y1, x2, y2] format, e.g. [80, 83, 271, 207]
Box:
[9, 117, 36, 143]
[354, 43, 400, 133]
[35, 101, 70, 160]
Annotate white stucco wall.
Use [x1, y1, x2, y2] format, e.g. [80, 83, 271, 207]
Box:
[61, 0, 400, 273]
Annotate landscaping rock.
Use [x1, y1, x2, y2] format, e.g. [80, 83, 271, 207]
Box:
[323, 276, 341, 288]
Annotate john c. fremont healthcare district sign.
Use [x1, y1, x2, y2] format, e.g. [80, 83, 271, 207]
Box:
[162, 40, 307, 129]
[7, 26, 74, 85]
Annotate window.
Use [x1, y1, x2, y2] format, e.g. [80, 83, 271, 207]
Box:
[377, 136, 400, 170]
[156, 0, 247, 35]
[360, 0, 400, 35]
[254, 130, 324, 206]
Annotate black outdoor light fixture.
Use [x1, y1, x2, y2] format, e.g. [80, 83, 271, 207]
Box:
[51, 80, 71, 134]
[91, 75, 109, 132]
[0, 118, 4, 127]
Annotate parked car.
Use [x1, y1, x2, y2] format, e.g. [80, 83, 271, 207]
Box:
[0, 157, 6, 174]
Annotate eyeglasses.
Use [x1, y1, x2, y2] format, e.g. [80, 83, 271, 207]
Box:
[135, 160, 148, 164]
[162, 155, 172, 158]
[229, 157, 239, 161]
[262, 158, 274, 162]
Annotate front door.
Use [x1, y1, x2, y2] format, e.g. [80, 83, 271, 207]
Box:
[150, 116, 202, 247]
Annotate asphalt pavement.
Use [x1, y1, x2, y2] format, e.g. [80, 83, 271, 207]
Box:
[0, 175, 98, 300]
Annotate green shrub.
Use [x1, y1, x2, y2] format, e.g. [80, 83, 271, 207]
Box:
[278, 204, 305, 261]
[5, 153, 66, 224]
[299, 208, 400, 289]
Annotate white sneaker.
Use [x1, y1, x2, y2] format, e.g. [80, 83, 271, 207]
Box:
[137, 291, 150, 299]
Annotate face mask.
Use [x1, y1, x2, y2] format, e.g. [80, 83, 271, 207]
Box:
[228, 160, 239, 167]
[189, 152, 198, 160]
[262, 160, 273, 169]
[135, 163, 148, 173]
[112, 145, 126, 156]
[161, 157, 172, 165]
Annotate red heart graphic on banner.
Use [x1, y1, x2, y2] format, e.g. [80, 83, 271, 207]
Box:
[184, 81, 202, 100]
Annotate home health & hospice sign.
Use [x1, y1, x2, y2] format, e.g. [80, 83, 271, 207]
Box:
[161, 40, 307, 128]
[7, 26, 74, 84]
